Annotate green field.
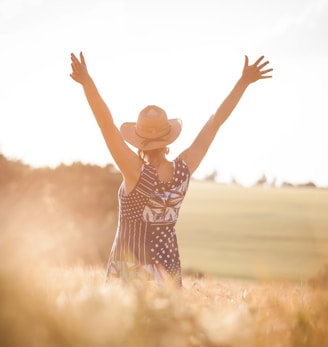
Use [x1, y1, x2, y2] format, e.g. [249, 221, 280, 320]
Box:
[178, 181, 328, 280]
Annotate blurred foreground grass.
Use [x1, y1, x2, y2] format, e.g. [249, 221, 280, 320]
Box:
[1, 263, 328, 347]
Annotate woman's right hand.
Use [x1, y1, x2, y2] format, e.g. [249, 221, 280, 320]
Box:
[70, 52, 90, 85]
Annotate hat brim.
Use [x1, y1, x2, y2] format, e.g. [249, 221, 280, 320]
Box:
[120, 118, 182, 151]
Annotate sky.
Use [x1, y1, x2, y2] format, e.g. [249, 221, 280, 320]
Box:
[1, 0, 328, 187]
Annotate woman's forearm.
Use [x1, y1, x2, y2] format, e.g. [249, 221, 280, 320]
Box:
[212, 77, 249, 129]
[82, 77, 115, 132]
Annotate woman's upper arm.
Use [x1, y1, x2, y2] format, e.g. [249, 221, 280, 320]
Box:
[179, 116, 218, 176]
[101, 123, 141, 181]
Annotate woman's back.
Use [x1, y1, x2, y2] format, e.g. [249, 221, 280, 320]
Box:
[106, 157, 190, 285]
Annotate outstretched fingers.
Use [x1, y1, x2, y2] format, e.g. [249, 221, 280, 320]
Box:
[69, 53, 81, 81]
[255, 57, 273, 79]
[70, 54, 78, 69]
[71, 53, 79, 64]
[70, 51, 89, 84]
[258, 60, 270, 69]
[242, 55, 273, 83]
[80, 51, 86, 66]
[259, 68, 273, 78]
[254, 55, 264, 66]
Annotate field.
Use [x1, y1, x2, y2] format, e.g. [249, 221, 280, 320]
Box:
[1, 176, 328, 347]
[1, 263, 328, 347]
[178, 181, 328, 280]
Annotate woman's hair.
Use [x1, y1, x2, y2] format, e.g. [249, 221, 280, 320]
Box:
[138, 147, 168, 163]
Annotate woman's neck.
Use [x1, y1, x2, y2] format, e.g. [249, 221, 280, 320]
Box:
[148, 156, 168, 169]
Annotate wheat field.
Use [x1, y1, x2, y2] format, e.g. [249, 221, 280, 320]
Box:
[178, 181, 328, 280]
[1, 179, 328, 346]
[1, 262, 328, 347]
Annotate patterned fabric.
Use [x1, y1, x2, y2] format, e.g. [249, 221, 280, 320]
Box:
[106, 157, 190, 286]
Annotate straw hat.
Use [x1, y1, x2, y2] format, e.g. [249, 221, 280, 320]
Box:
[120, 105, 182, 151]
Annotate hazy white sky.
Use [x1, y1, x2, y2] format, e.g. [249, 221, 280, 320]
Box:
[1, 0, 328, 186]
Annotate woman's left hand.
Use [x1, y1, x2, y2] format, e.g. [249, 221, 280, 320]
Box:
[241, 55, 273, 84]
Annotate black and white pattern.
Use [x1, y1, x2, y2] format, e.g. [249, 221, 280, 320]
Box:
[106, 157, 190, 286]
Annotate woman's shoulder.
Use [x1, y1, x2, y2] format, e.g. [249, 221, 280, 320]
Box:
[173, 157, 190, 181]
[174, 156, 190, 170]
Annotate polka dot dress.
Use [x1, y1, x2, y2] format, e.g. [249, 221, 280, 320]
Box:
[106, 157, 190, 286]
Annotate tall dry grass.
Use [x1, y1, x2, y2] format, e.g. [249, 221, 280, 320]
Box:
[1, 257, 328, 347]
[1, 157, 328, 346]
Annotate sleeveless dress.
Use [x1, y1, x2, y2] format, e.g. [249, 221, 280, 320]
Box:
[106, 157, 190, 286]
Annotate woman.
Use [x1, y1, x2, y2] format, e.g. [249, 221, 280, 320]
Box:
[70, 52, 272, 286]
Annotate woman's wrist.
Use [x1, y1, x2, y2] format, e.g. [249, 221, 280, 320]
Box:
[237, 76, 251, 89]
[81, 75, 94, 88]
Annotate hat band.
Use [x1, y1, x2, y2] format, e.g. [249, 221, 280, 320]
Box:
[136, 123, 171, 139]
[140, 136, 168, 149]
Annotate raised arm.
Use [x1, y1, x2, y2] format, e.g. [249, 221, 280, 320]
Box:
[70, 52, 141, 182]
[179, 55, 273, 175]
